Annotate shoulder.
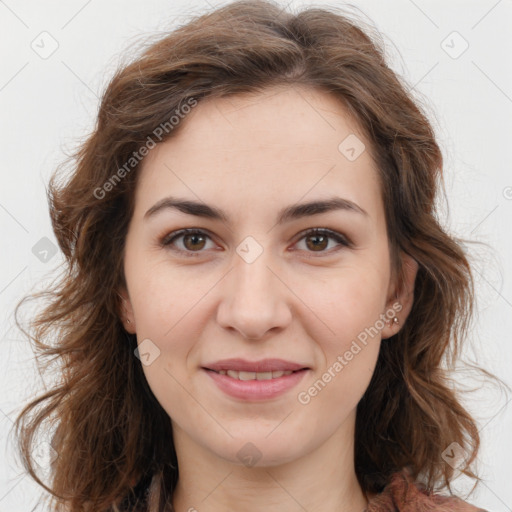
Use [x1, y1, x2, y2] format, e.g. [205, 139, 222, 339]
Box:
[365, 467, 489, 512]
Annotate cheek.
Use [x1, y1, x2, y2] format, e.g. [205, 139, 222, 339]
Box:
[129, 268, 200, 418]
[128, 255, 207, 333]
[294, 260, 390, 349]
[294, 266, 387, 412]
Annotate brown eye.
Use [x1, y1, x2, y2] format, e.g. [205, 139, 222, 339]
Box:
[161, 227, 351, 258]
[161, 229, 215, 256]
[182, 233, 207, 251]
[295, 228, 351, 255]
[305, 233, 329, 251]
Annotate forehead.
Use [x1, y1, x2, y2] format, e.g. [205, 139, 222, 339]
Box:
[169, 85, 370, 158]
[134, 85, 383, 223]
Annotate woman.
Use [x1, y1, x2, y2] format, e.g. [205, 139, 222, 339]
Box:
[14, 0, 493, 510]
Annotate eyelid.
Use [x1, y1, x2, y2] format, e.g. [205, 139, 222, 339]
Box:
[159, 227, 352, 257]
[291, 227, 352, 255]
[160, 228, 218, 256]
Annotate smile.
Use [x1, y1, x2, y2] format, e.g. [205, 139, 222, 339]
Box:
[203, 367, 309, 400]
[210, 369, 296, 380]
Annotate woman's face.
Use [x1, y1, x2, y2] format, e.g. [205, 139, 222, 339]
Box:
[120, 85, 417, 467]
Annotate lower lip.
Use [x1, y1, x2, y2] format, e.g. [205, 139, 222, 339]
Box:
[203, 368, 309, 401]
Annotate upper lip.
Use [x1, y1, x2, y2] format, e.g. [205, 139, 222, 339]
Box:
[203, 358, 309, 373]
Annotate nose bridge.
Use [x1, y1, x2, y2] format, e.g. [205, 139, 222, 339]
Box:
[235, 247, 276, 301]
[216, 238, 291, 339]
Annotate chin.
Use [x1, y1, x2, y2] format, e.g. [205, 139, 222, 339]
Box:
[207, 434, 306, 469]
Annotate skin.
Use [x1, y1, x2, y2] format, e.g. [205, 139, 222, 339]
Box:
[120, 85, 418, 512]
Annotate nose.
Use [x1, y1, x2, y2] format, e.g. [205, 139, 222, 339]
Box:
[216, 248, 292, 340]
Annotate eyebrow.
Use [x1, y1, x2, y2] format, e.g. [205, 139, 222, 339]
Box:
[144, 195, 368, 224]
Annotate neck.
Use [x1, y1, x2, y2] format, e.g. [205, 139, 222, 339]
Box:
[170, 414, 368, 512]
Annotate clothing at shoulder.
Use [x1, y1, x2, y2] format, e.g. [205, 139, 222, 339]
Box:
[365, 467, 488, 512]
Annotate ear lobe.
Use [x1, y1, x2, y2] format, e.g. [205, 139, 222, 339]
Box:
[381, 252, 419, 340]
[117, 287, 136, 334]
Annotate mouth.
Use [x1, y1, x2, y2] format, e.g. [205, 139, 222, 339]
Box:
[201, 364, 310, 401]
[203, 368, 308, 381]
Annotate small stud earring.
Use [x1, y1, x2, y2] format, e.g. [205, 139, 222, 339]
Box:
[387, 316, 399, 327]
[126, 318, 131, 324]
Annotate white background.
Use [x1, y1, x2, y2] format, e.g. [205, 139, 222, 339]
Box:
[0, 1, 511, 511]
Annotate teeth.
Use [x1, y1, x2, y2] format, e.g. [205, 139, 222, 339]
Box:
[218, 369, 294, 380]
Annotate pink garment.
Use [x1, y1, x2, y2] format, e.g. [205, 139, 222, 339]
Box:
[365, 468, 488, 512]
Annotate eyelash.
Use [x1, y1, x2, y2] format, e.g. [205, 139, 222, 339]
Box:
[159, 228, 352, 258]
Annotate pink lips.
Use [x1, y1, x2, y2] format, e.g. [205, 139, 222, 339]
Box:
[202, 358, 310, 401]
[203, 358, 307, 373]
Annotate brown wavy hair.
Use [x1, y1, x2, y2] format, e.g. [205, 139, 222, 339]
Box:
[12, 0, 497, 510]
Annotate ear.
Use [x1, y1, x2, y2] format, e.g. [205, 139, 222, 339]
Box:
[381, 252, 418, 340]
[118, 286, 136, 334]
